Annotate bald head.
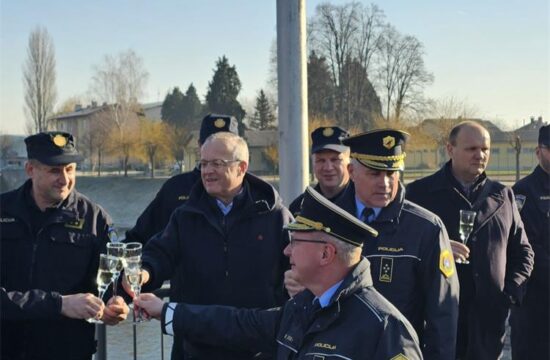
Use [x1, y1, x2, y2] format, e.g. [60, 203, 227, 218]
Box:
[446, 121, 491, 183]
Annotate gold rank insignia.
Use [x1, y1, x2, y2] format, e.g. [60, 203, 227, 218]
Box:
[439, 249, 455, 278]
[214, 118, 226, 128]
[52, 134, 67, 147]
[322, 127, 334, 137]
[379, 257, 393, 282]
[382, 135, 395, 149]
[65, 218, 85, 230]
[390, 354, 408, 360]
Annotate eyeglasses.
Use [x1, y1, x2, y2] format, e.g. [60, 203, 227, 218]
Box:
[288, 238, 327, 247]
[198, 159, 241, 169]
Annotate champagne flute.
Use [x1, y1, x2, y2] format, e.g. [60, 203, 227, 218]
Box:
[106, 242, 126, 297]
[458, 210, 477, 264]
[87, 254, 117, 323]
[125, 257, 147, 323]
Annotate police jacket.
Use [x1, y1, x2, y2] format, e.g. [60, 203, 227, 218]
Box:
[162, 258, 423, 360]
[0, 180, 112, 360]
[288, 182, 351, 216]
[513, 165, 550, 290]
[125, 168, 201, 245]
[406, 163, 534, 359]
[510, 165, 550, 359]
[336, 182, 459, 360]
[142, 173, 292, 359]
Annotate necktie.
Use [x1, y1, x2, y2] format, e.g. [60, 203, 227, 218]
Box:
[361, 207, 374, 223]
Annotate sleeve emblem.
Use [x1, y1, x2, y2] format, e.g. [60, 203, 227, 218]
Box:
[439, 249, 455, 278]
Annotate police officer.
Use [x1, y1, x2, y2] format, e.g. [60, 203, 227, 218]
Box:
[288, 126, 351, 215]
[334, 129, 459, 360]
[406, 121, 534, 359]
[134, 186, 423, 360]
[0, 131, 128, 360]
[125, 113, 239, 246]
[510, 124, 550, 359]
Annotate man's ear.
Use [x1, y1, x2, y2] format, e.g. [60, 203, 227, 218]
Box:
[347, 163, 355, 181]
[320, 243, 337, 265]
[25, 161, 34, 178]
[238, 161, 248, 176]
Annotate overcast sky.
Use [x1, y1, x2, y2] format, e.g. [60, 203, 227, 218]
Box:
[1, 0, 548, 134]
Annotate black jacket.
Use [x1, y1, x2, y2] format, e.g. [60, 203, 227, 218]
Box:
[336, 182, 459, 360]
[142, 173, 292, 359]
[164, 258, 423, 360]
[288, 182, 351, 216]
[125, 168, 201, 245]
[1, 180, 112, 360]
[510, 165, 550, 359]
[406, 162, 534, 359]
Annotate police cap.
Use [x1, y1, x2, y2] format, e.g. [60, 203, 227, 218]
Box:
[539, 124, 550, 146]
[286, 186, 378, 247]
[311, 126, 349, 154]
[343, 128, 410, 171]
[199, 113, 239, 144]
[25, 131, 84, 166]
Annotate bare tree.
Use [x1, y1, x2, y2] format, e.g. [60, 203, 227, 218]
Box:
[377, 26, 433, 121]
[22, 26, 57, 133]
[90, 49, 148, 175]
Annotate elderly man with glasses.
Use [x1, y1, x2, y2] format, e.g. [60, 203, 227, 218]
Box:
[135, 186, 423, 360]
[124, 131, 292, 360]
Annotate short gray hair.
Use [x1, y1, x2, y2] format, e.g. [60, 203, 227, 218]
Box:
[319, 232, 361, 265]
[202, 132, 249, 163]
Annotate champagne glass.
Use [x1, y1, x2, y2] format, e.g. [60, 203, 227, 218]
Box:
[87, 254, 117, 323]
[106, 242, 126, 297]
[124, 242, 142, 262]
[458, 210, 477, 264]
[125, 257, 147, 323]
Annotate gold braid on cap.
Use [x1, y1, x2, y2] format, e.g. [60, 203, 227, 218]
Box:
[295, 216, 331, 233]
[350, 152, 406, 161]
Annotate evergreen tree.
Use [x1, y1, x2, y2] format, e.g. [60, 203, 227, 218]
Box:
[250, 90, 275, 130]
[181, 83, 203, 129]
[161, 87, 186, 128]
[307, 51, 335, 119]
[205, 56, 246, 135]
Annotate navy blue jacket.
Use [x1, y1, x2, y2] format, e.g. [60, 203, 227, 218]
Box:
[336, 182, 459, 360]
[1, 180, 112, 360]
[125, 168, 201, 245]
[406, 163, 534, 359]
[163, 258, 423, 360]
[510, 165, 550, 359]
[142, 173, 292, 359]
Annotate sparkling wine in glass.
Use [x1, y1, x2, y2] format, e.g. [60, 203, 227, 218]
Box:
[87, 254, 117, 323]
[458, 210, 477, 264]
[125, 257, 147, 323]
[106, 242, 125, 297]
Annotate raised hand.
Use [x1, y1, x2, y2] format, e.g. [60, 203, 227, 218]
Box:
[102, 296, 130, 325]
[134, 293, 164, 320]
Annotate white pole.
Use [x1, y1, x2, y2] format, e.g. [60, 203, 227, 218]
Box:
[276, 0, 309, 206]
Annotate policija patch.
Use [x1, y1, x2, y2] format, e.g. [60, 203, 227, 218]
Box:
[439, 249, 455, 278]
[379, 257, 393, 282]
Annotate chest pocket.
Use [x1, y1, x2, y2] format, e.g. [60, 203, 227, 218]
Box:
[44, 227, 97, 288]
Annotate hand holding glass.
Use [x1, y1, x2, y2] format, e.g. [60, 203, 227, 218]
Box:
[87, 254, 117, 323]
[125, 257, 148, 323]
[457, 210, 477, 264]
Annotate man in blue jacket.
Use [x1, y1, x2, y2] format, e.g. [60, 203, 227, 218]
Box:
[125, 132, 292, 359]
[407, 121, 534, 359]
[1, 132, 128, 360]
[509, 124, 549, 359]
[135, 186, 423, 360]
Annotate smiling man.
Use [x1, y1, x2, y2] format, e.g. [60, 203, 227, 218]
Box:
[288, 126, 351, 216]
[406, 121, 534, 359]
[131, 132, 292, 360]
[135, 186, 423, 360]
[0, 131, 128, 360]
[335, 129, 459, 360]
